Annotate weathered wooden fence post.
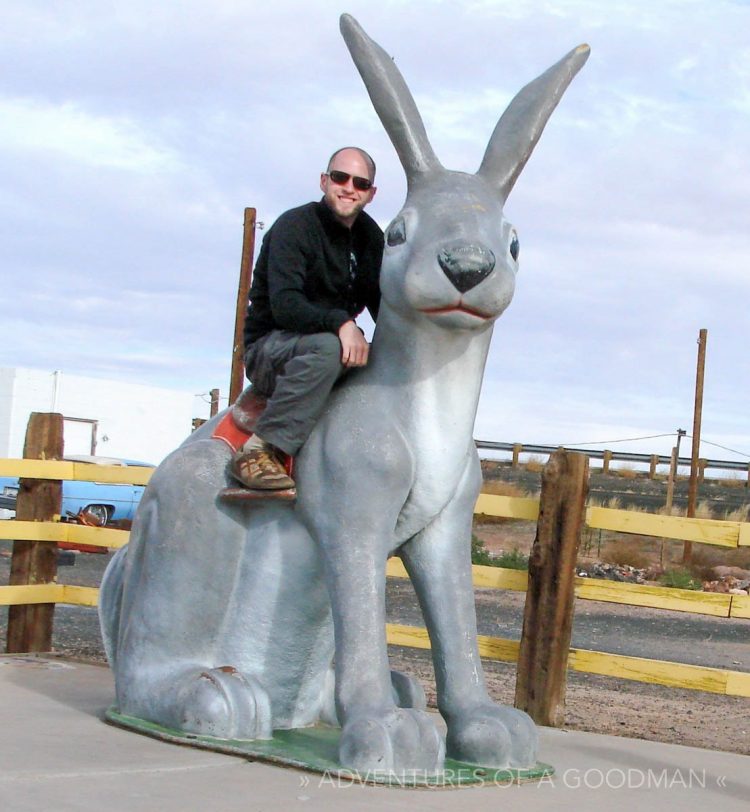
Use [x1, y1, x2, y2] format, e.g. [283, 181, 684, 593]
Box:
[602, 450, 612, 474]
[511, 443, 522, 468]
[6, 412, 63, 653]
[515, 448, 589, 726]
[698, 458, 707, 485]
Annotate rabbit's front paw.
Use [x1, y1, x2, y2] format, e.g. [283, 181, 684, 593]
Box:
[446, 703, 537, 769]
[339, 707, 445, 775]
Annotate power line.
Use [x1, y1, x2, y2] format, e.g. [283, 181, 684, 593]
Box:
[195, 392, 229, 405]
[683, 435, 750, 460]
[561, 431, 750, 461]
[560, 433, 676, 447]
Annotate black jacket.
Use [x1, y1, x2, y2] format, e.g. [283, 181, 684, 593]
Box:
[243, 200, 384, 348]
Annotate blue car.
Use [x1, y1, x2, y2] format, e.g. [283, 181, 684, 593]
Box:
[0, 455, 155, 526]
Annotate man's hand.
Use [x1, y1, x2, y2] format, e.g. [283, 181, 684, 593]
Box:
[338, 320, 370, 367]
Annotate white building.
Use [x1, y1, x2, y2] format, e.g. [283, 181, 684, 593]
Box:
[0, 367, 211, 464]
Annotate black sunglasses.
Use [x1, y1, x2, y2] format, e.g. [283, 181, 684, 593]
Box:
[326, 170, 373, 192]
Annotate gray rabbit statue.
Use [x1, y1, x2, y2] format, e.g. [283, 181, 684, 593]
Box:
[99, 14, 589, 776]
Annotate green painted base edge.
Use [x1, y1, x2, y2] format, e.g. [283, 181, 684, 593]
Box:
[105, 707, 554, 788]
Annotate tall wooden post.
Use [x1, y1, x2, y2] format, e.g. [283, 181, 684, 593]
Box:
[684, 329, 707, 564]
[515, 449, 589, 726]
[6, 413, 63, 653]
[229, 207, 257, 405]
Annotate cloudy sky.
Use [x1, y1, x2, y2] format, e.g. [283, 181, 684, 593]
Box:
[3, 0, 750, 466]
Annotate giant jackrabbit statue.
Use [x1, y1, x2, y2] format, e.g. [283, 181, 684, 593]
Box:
[99, 14, 589, 775]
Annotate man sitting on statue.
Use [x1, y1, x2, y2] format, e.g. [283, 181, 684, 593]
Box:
[231, 146, 383, 494]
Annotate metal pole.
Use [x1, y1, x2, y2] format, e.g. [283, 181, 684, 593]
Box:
[665, 428, 686, 513]
[665, 447, 678, 515]
[684, 329, 707, 565]
[229, 207, 258, 405]
[663, 429, 684, 569]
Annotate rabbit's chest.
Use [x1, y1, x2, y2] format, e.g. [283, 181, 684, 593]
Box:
[394, 453, 476, 543]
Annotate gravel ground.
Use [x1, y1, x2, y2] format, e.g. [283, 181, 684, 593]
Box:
[2, 540, 748, 756]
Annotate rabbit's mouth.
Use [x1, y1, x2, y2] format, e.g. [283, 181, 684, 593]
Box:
[420, 303, 492, 320]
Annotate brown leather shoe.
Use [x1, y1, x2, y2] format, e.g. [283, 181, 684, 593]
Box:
[231, 447, 295, 491]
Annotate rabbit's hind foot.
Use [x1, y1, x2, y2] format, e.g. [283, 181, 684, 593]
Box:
[176, 666, 272, 740]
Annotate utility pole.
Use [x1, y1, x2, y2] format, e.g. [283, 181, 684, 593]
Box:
[229, 208, 258, 405]
[684, 328, 707, 565]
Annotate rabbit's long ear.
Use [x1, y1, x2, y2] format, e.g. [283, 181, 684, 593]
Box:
[478, 44, 590, 203]
[340, 14, 442, 183]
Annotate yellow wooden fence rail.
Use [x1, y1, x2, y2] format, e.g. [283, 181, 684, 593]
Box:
[1, 583, 99, 608]
[385, 558, 750, 619]
[385, 624, 750, 698]
[0, 459, 154, 485]
[2, 460, 749, 696]
[0, 521, 125, 549]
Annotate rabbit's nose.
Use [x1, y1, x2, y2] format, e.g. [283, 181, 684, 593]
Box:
[438, 242, 496, 293]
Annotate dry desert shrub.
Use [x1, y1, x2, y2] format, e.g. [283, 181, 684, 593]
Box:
[687, 545, 727, 580]
[480, 480, 530, 499]
[524, 455, 545, 473]
[601, 539, 651, 570]
[657, 502, 721, 520]
[724, 504, 750, 523]
[685, 541, 750, 579]
[723, 546, 750, 569]
[615, 464, 639, 479]
[694, 500, 715, 519]
[586, 495, 625, 511]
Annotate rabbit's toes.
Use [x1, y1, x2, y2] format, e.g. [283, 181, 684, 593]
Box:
[176, 666, 272, 740]
[390, 670, 426, 710]
[446, 703, 538, 769]
[339, 706, 445, 775]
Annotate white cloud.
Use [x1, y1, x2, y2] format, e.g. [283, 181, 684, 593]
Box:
[0, 97, 180, 171]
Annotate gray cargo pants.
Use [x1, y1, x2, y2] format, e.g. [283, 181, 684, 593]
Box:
[244, 330, 347, 456]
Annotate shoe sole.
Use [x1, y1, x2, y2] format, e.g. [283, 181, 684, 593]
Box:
[219, 487, 296, 503]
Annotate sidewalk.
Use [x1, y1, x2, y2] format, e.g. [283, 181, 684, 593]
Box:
[0, 655, 747, 812]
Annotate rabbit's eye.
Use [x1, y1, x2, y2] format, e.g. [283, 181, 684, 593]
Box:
[387, 217, 407, 246]
[510, 233, 520, 261]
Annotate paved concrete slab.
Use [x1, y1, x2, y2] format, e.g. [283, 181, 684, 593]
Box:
[0, 655, 747, 812]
